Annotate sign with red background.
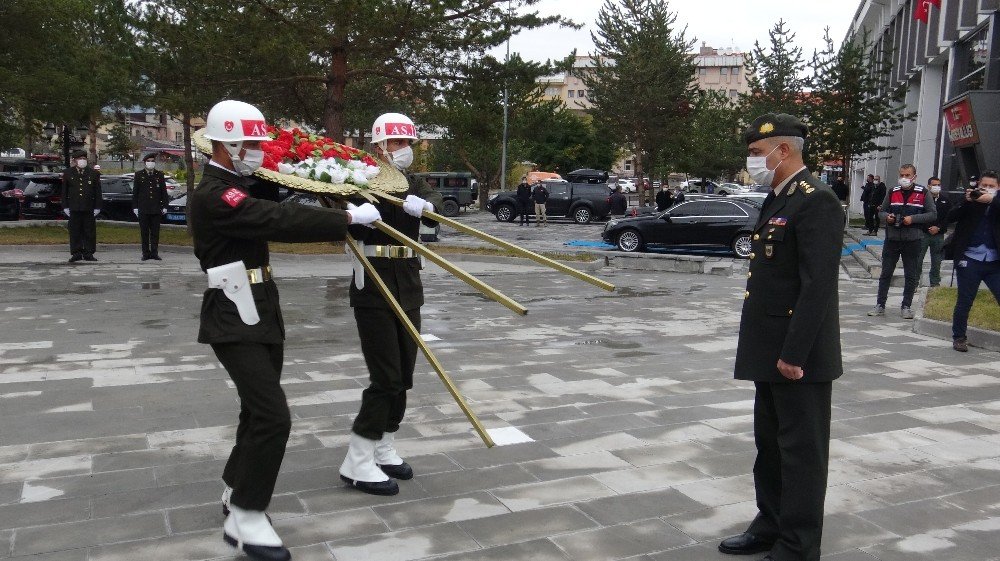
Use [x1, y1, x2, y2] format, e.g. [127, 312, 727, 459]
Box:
[943, 97, 980, 148]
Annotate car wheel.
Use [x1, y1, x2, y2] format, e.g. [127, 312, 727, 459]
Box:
[617, 229, 643, 252]
[719, 190, 729, 196]
[573, 206, 592, 224]
[441, 199, 460, 217]
[495, 203, 515, 222]
[732, 232, 753, 258]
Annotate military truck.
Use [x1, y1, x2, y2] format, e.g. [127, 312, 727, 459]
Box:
[411, 171, 477, 217]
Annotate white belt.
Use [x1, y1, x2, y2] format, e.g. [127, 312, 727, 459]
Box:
[363, 245, 415, 259]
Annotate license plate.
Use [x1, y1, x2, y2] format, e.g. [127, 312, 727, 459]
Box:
[30, 202, 45, 209]
[166, 213, 185, 221]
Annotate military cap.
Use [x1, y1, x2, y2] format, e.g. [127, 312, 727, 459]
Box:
[744, 113, 808, 145]
[71, 149, 87, 158]
[142, 153, 156, 162]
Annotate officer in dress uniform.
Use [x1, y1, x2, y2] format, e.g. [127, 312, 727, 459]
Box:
[132, 153, 170, 260]
[718, 114, 844, 561]
[339, 112, 443, 496]
[61, 149, 102, 262]
[190, 99, 381, 561]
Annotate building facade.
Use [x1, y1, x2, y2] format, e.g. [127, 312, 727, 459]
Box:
[848, 0, 999, 212]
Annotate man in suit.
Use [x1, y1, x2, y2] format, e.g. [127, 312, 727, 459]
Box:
[61, 149, 102, 262]
[132, 153, 170, 260]
[871, 175, 887, 235]
[718, 113, 844, 561]
[860, 174, 876, 234]
[516, 177, 532, 226]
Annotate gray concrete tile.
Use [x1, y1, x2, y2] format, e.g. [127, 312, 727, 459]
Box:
[663, 501, 759, 541]
[372, 491, 509, 530]
[328, 522, 477, 561]
[610, 440, 715, 468]
[445, 442, 558, 469]
[575, 488, 705, 525]
[855, 497, 983, 536]
[414, 464, 537, 496]
[592, 461, 711, 494]
[0, 497, 90, 530]
[492, 475, 616, 511]
[421, 538, 571, 561]
[91, 479, 220, 518]
[87, 530, 231, 561]
[7, 549, 89, 561]
[13, 512, 167, 556]
[550, 519, 694, 560]
[19, 468, 156, 502]
[518, 450, 634, 481]
[274, 508, 388, 549]
[457, 506, 598, 547]
[643, 541, 728, 561]
[297, 479, 431, 514]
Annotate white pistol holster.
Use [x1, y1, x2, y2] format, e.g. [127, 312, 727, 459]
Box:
[207, 261, 260, 325]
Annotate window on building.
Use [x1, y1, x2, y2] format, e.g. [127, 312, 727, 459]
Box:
[698, 67, 707, 75]
[175, 132, 182, 142]
[732, 67, 740, 75]
[720, 67, 728, 75]
[578, 90, 585, 98]
[568, 90, 575, 98]
[729, 89, 738, 99]
[544, 86, 560, 97]
[953, 24, 992, 95]
[624, 159, 633, 171]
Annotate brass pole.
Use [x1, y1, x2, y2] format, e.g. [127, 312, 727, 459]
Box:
[370, 220, 529, 316]
[344, 235, 495, 448]
[375, 193, 615, 292]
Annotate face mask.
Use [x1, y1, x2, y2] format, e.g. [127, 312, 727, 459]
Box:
[986, 187, 998, 196]
[144, 161, 155, 170]
[390, 145, 414, 170]
[929, 185, 941, 194]
[233, 149, 264, 176]
[76, 159, 87, 169]
[746, 145, 781, 186]
[899, 177, 913, 188]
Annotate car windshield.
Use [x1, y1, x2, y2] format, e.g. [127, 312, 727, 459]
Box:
[22, 179, 60, 195]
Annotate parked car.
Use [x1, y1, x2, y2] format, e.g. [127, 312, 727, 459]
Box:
[730, 192, 769, 205]
[98, 175, 138, 221]
[164, 177, 186, 198]
[411, 171, 476, 217]
[0, 157, 61, 173]
[716, 182, 750, 196]
[617, 179, 636, 193]
[18, 173, 65, 220]
[487, 180, 612, 224]
[164, 194, 188, 224]
[565, 169, 609, 184]
[602, 198, 759, 257]
[0, 173, 23, 220]
[679, 179, 720, 194]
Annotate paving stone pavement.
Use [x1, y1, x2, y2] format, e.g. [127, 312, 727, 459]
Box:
[1, 244, 999, 561]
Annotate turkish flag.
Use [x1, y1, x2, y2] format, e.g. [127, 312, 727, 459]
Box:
[914, 0, 930, 23]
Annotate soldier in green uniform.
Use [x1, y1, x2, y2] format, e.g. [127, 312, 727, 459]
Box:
[718, 114, 844, 561]
[339, 112, 443, 496]
[132, 153, 169, 260]
[191, 100, 381, 561]
[60, 149, 102, 262]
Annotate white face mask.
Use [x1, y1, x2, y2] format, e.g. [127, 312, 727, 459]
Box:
[390, 145, 414, 170]
[929, 185, 941, 194]
[144, 161, 155, 170]
[76, 159, 87, 169]
[746, 145, 781, 186]
[985, 187, 998, 196]
[234, 149, 264, 176]
[899, 177, 913, 188]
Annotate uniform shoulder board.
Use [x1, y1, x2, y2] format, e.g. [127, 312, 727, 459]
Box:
[787, 182, 797, 195]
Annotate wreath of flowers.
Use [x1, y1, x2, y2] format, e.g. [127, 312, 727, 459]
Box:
[261, 126, 381, 187]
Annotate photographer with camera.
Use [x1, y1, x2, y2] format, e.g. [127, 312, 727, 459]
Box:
[868, 164, 936, 319]
[946, 171, 1000, 352]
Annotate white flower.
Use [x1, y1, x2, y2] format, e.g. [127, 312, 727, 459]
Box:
[348, 159, 367, 170]
[350, 169, 369, 185]
[330, 167, 350, 184]
[277, 163, 295, 175]
[364, 165, 380, 178]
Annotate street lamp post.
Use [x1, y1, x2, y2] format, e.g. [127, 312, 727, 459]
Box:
[499, 1, 512, 193]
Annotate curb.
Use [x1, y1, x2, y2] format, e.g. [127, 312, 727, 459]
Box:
[911, 287, 1000, 352]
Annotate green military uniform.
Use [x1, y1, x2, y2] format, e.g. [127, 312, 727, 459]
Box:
[190, 163, 351, 511]
[348, 175, 443, 441]
[132, 165, 169, 259]
[61, 155, 102, 260]
[731, 114, 844, 561]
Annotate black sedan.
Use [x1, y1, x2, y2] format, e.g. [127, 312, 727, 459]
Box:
[99, 175, 139, 222]
[19, 173, 65, 220]
[602, 198, 759, 258]
[164, 194, 187, 224]
[0, 173, 23, 220]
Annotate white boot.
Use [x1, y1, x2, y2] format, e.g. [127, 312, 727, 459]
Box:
[223, 505, 290, 561]
[339, 433, 399, 495]
[221, 485, 233, 516]
[375, 432, 413, 480]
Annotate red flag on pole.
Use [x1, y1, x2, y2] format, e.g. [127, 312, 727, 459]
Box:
[914, 0, 930, 23]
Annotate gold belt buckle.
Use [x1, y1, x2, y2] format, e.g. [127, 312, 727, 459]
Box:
[374, 245, 411, 258]
[246, 265, 272, 284]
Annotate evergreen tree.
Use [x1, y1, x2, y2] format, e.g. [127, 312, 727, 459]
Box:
[740, 20, 811, 125]
[670, 89, 744, 183]
[581, 0, 698, 204]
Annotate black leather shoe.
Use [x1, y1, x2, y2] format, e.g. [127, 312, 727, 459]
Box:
[152, 253, 162, 260]
[340, 474, 399, 495]
[718, 532, 774, 555]
[69, 254, 82, 263]
[223, 532, 291, 561]
[378, 461, 413, 480]
[83, 255, 97, 261]
[141, 254, 150, 261]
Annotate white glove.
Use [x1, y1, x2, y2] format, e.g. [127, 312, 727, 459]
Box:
[403, 195, 432, 218]
[161, 208, 167, 215]
[133, 208, 139, 217]
[347, 241, 365, 289]
[92, 209, 100, 217]
[346, 202, 380, 227]
[63, 209, 70, 217]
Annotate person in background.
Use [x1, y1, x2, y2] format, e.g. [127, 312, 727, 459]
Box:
[609, 185, 627, 217]
[516, 176, 532, 226]
[871, 175, 887, 236]
[132, 153, 170, 260]
[656, 183, 674, 211]
[917, 176, 950, 287]
[860, 174, 877, 235]
[61, 149, 102, 262]
[831, 175, 848, 202]
[946, 171, 1000, 352]
[531, 180, 549, 226]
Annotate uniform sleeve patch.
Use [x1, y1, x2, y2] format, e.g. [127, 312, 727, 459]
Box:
[221, 187, 247, 208]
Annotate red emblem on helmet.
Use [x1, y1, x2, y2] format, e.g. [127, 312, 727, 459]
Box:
[224, 120, 234, 132]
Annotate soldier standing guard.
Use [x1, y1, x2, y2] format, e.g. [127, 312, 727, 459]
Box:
[61, 149, 102, 262]
[339, 112, 443, 496]
[718, 114, 844, 561]
[132, 153, 169, 260]
[190, 99, 381, 561]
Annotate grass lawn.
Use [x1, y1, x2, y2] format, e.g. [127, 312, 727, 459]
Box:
[924, 286, 1000, 333]
[0, 224, 596, 262]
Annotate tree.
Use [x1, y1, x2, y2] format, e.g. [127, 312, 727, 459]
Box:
[670, 89, 744, 182]
[105, 122, 139, 166]
[807, 28, 913, 191]
[739, 20, 812, 127]
[581, 0, 698, 204]
[528, 111, 617, 176]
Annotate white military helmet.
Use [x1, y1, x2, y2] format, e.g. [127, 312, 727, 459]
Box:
[203, 100, 270, 142]
[371, 113, 418, 144]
